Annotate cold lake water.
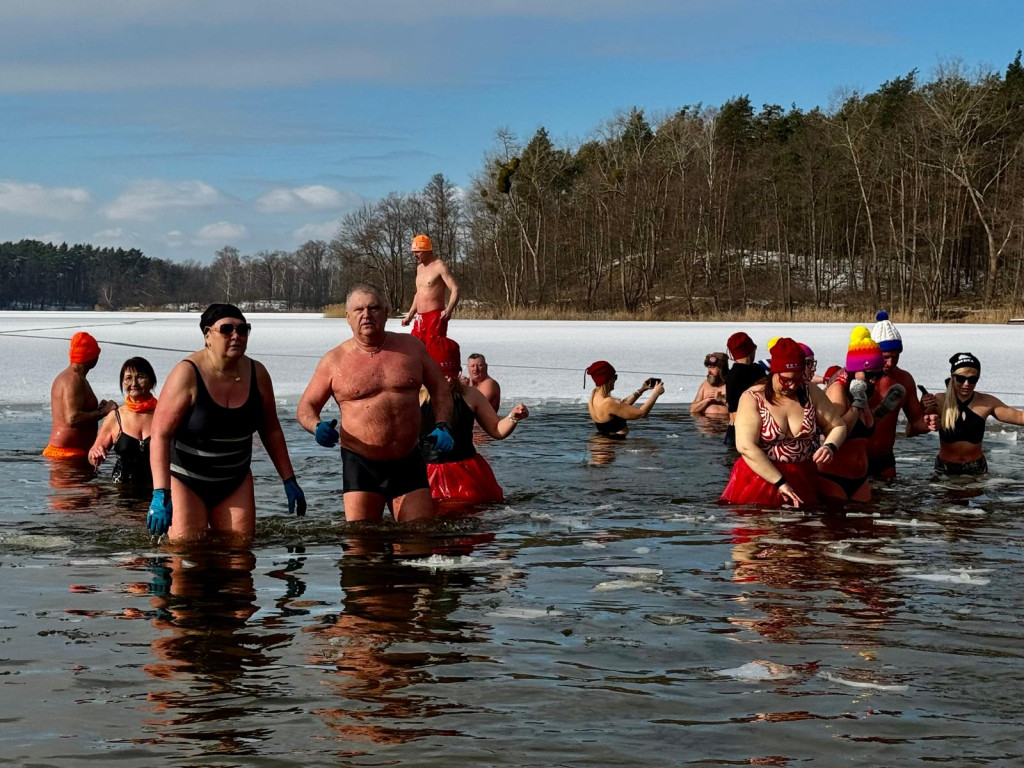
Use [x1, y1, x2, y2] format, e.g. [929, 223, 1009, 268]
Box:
[2, 312, 1024, 766]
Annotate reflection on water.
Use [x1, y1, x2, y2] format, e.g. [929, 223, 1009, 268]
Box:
[2, 405, 1024, 765]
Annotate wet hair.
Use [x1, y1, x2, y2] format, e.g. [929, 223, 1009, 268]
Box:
[346, 283, 390, 313]
[762, 373, 807, 407]
[118, 356, 157, 393]
[200, 303, 245, 333]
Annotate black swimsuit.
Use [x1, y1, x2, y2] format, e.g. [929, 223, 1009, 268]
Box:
[939, 395, 986, 444]
[594, 413, 628, 437]
[169, 360, 263, 508]
[421, 395, 476, 464]
[111, 408, 152, 486]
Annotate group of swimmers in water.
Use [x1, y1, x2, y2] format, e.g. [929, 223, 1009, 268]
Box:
[42, 290, 1024, 542]
[585, 311, 1024, 509]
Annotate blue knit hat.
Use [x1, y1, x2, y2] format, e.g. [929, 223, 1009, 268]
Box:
[870, 310, 903, 352]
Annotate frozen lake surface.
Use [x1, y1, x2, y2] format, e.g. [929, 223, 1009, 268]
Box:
[2, 311, 1023, 408]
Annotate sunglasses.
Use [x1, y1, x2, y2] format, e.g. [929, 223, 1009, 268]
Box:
[953, 374, 979, 386]
[863, 370, 884, 382]
[208, 322, 251, 337]
[778, 375, 804, 387]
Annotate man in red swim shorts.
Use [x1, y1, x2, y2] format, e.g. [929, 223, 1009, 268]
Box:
[401, 234, 459, 344]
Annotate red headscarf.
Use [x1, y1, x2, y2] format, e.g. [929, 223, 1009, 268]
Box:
[69, 332, 100, 364]
[586, 360, 616, 387]
[769, 337, 805, 374]
[427, 337, 461, 369]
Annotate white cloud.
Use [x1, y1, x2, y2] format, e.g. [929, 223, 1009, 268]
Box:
[23, 231, 66, 245]
[0, 180, 91, 219]
[257, 185, 361, 213]
[104, 180, 223, 221]
[293, 220, 340, 241]
[195, 221, 248, 243]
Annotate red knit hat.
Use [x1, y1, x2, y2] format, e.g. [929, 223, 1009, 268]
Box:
[427, 337, 461, 369]
[769, 337, 805, 373]
[727, 332, 755, 360]
[585, 360, 616, 387]
[69, 332, 100, 364]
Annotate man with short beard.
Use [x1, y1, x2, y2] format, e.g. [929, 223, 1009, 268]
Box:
[690, 352, 729, 417]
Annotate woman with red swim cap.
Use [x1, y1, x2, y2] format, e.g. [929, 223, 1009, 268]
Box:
[720, 338, 847, 508]
[418, 337, 529, 506]
[585, 361, 664, 438]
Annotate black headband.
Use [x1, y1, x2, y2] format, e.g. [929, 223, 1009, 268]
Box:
[200, 303, 246, 332]
[948, 352, 980, 374]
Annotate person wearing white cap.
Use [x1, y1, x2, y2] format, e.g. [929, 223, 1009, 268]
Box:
[866, 310, 929, 479]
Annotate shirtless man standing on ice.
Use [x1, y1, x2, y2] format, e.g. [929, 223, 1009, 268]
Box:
[298, 284, 455, 522]
[400, 234, 459, 344]
[44, 332, 117, 460]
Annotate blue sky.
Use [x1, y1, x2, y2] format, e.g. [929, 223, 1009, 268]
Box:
[0, 1, 1020, 264]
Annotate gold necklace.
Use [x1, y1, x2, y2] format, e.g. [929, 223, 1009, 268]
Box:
[355, 335, 387, 357]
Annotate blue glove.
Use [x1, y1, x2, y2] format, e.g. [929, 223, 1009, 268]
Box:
[283, 476, 306, 517]
[428, 421, 454, 454]
[147, 489, 172, 536]
[315, 419, 339, 448]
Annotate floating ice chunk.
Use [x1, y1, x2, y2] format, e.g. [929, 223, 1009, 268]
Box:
[902, 570, 991, 585]
[943, 506, 987, 516]
[487, 607, 564, 619]
[825, 551, 914, 565]
[592, 579, 650, 591]
[406, 554, 506, 571]
[644, 614, 690, 626]
[874, 518, 942, 529]
[818, 671, 908, 692]
[717, 660, 800, 681]
[758, 538, 803, 546]
[581, 541, 607, 549]
[605, 566, 663, 581]
[633, 546, 651, 555]
[0, 533, 74, 550]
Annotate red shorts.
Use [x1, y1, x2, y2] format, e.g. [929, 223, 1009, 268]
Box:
[427, 454, 503, 504]
[720, 457, 818, 507]
[412, 309, 449, 344]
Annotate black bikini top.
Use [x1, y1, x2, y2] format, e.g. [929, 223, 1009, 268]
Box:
[939, 394, 986, 445]
[594, 413, 628, 436]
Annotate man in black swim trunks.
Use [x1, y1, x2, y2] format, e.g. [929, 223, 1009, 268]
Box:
[297, 284, 454, 522]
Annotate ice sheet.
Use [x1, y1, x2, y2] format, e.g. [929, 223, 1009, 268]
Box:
[1, 311, 1022, 408]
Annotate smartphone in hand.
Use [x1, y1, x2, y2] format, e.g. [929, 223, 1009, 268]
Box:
[645, 377, 662, 388]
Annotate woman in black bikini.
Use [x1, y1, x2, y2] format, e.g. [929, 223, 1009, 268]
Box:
[924, 352, 1024, 476]
[88, 357, 158, 487]
[585, 360, 664, 438]
[147, 304, 306, 543]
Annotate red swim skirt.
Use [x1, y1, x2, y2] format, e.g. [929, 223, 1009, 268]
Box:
[428, 454, 503, 504]
[412, 309, 449, 344]
[720, 457, 819, 507]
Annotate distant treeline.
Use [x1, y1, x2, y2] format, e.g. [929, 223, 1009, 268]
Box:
[5, 54, 1024, 318]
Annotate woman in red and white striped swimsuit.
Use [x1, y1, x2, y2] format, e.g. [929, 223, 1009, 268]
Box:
[721, 338, 847, 508]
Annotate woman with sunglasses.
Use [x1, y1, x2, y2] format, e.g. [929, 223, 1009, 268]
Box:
[818, 328, 886, 502]
[88, 356, 158, 487]
[721, 338, 846, 508]
[924, 352, 1024, 475]
[147, 303, 305, 543]
[585, 360, 665, 438]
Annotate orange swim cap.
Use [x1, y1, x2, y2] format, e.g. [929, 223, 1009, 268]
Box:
[411, 234, 432, 252]
[69, 332, 100, 364]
